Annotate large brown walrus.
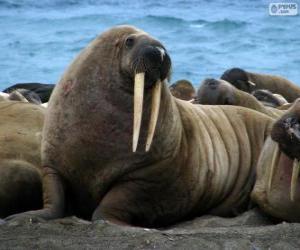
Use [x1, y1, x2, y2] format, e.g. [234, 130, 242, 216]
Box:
[6, 26, 300, 227]
[220, 68, 300, 103]
[0, 101, 45, 218]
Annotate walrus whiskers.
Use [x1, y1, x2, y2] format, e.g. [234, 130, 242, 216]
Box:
[267, 143, 280, 193]
[133, 72, 145, 152]
[290, 159, 300, 202]
[145, 79, 162, 152]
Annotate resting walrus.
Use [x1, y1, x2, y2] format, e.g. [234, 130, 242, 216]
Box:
[3, 83, 55, 103]
[0, 101, 45, 217]
[194, 78, 282, 119]
[251, 89, 288, 108]
[6, 25, 300, 226]
[220, 68, 300, 103]
[169, 79, 195, 100]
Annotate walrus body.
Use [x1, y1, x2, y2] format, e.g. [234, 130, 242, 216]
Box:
[221, 68, 300, 103]
[0, 102, 45, 217]
[7, 26, 300, 226]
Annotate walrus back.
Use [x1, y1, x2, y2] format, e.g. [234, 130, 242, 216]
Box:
[248, 72, 300, 102]
[0, 102, 45, 217]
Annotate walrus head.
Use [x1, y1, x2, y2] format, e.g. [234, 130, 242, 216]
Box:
[169, 79, 195, 101]
[117, 27, 171, 152]
[252, 89, 287, 108]
[194, 78, 235, 105]
[269, 99, 300, 201]
[220, 68, 256, 93]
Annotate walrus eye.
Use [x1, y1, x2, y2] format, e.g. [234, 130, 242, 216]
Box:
[125, 37, 135, 49]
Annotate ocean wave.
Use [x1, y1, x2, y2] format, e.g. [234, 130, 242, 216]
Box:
[192, 18, 247, 29]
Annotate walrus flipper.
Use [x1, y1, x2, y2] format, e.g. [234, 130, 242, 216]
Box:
[5, 166, 65, 221]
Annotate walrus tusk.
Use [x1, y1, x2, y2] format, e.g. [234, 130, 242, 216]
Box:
[248, 81, 256, 86]
[133, 72, 145, 152]
[290, 159, 300, 202]
[267, 143, 280, 193]
[145, 79, 162, 152]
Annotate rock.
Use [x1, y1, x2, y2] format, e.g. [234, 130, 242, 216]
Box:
[0, 209, 300, 249]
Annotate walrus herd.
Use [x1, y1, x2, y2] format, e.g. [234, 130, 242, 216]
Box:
[2, 25, 300, 228]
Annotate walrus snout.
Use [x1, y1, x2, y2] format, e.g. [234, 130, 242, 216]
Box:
[271, 99, 300, 161]
[133, 45, 170, 89]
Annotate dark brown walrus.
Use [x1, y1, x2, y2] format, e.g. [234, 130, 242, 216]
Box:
[169, 79, 195, 100]
[6, 26, 300, 227]
[0, 101, 45, 218]
[221, 68, 300, 103]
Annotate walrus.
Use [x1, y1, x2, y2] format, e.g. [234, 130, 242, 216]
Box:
[6, 25, 300, 227]
[0, 101, 45, 217]
[220, 68, 300, 103]
[169, 79, 195, 100]
[3, 83, 55, 103]
[252, 99, 300, 221]
[194, 78, 282, 119]
[8, 89, 42, 104]
[252, 89, 288, 108]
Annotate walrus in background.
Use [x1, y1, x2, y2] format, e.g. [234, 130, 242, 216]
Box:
[169, 79, 195, 100]
[0, 89, 42, 104]
[0, 101, 45, 218]
[220, 68, 300, 103]
[3, 83, 55, 103]
[194, 78, 282, 119]
[252, 99, 300, 221]
[6, 25, 300, 227]
[252, 89, 288, 108]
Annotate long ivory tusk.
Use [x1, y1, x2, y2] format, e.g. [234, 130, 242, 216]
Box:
[132, 72, 145, 152]
[145, 79, 162, 152]
[267, 144, 280, 193]
[290, 159, 300, 202]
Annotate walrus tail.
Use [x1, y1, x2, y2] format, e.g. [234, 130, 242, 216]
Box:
[0, 159, 43, 218]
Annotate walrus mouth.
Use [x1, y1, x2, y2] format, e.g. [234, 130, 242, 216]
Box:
[133, 72, 163, 152]
[268, 143, 300, 201]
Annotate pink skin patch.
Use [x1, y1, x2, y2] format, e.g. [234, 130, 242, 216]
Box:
[62, 80, 74, 96]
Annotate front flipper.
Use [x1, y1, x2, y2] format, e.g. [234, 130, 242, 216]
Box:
[6, 166, 65, 221]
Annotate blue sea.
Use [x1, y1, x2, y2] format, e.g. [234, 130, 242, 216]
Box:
[0, 0, 299, 89]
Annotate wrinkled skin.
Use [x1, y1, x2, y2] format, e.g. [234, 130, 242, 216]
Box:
[0, 102, 45, 217]
[252, 89, 288, 108]
[5, 26, 300, 227]
[221, 68, 300, 103]
[169, 79, 195, 101]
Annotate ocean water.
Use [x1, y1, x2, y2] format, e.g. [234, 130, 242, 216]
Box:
[0, 0, 299, 90]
